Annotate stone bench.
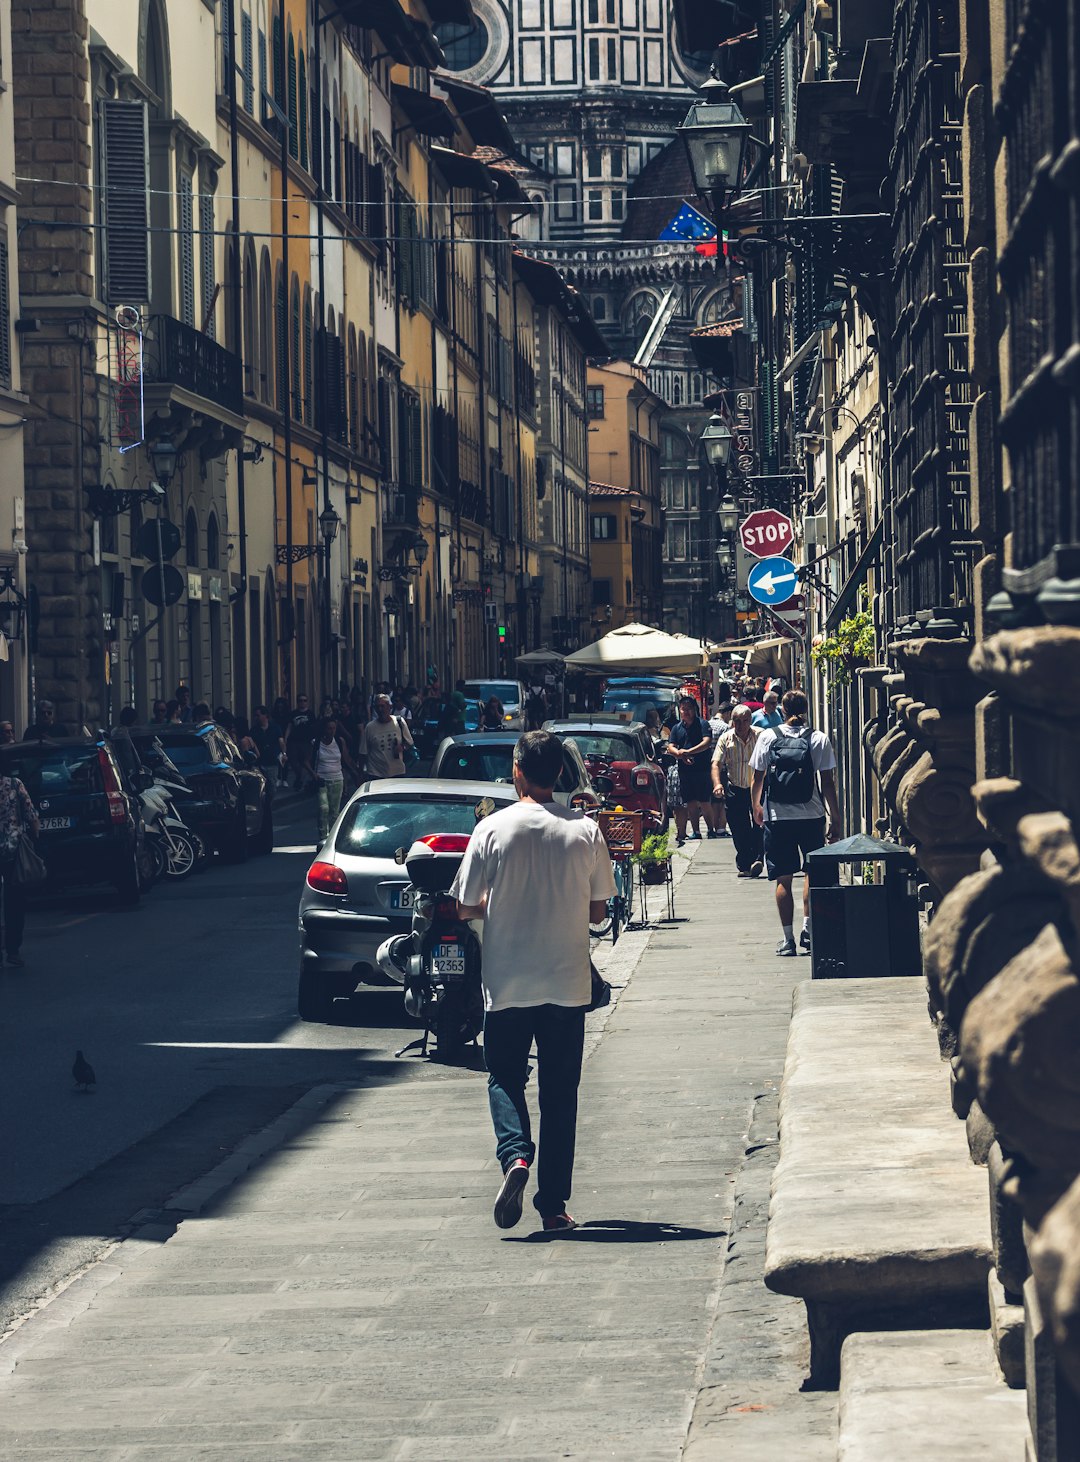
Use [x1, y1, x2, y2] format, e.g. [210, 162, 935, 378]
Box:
[764, 977, 992, 1385]
[837, 1330, 1027, 1460]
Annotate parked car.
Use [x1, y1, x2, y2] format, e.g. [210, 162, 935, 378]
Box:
[601, 684, 679, 721]
[0, 737, 146, 903]
[545, 718, 668, 829]
[430, 732, 599, 809]
[130, 724, 272, 861]
[461, 678, 527, 730]
[298, 777, 518, 1019]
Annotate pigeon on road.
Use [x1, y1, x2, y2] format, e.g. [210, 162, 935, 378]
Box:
[72, 1050, 96, 1092]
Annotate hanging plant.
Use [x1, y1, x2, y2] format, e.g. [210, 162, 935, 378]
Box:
[811, 594, 876, 688]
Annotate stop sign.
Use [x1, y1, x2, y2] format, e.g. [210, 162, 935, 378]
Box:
[739, 508, 794, 559]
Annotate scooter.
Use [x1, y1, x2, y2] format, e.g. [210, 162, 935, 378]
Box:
[377, 831, 484, 1062]
[138, 778, 200, 881]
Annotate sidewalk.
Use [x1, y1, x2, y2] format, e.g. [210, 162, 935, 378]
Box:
[0, 841, 833, 1461]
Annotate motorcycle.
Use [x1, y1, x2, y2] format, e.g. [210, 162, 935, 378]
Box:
[138, 776, 201, 881]
[377, 826, 486, 1062]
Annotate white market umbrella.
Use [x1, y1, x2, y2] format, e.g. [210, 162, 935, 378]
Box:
[563, 623, 710, 675]
[515, 647, 565, 666]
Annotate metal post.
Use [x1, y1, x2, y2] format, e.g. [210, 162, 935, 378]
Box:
[313, 5, 333, 698]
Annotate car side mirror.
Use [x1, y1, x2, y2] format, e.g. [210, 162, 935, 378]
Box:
[592, 774, 615, 796]
[394, 846, 408, 865]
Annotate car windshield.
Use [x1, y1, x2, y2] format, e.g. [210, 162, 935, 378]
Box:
[441, 743, 578, 793]
[464, 681, 520, 707]
[565, 734, 637, 762]
[603, 691, 671, 713]
[0, 745, 103, 799]
[150, 736, 215, 770]
[335, 795, 511, 859]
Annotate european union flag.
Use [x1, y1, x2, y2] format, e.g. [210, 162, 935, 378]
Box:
[658, 201, 717, 244]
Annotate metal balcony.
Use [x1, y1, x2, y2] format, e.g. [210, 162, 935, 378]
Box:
[146, 316, 243, 416]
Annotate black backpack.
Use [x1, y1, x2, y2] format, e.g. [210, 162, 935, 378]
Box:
[765, 727, 816, 805]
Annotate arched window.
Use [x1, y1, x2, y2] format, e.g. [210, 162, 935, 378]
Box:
[298, 45, 308, 171]
[206, 513, 220, 569]
[672, 375, 682, 405]
[185, 508, 200, 567]
[302, 286, 314, 427]
[242, 239, 257, 396]
[286, 30, 298, 159]
[593, 295, 606, 321]
[290, 274, 301, 419]
[274, 264, 286, 412]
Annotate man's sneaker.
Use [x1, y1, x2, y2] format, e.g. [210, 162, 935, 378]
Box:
[542, 1212, 577, 1233]
[750, 860, 764, 879]
[800, 928, 811, 953]
[493, 1159, 530, 1229]
[775, 936, 798, 957]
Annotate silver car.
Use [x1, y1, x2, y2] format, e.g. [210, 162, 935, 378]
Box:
[297, 777, 517, 1022]
[430, 732, 600, 810]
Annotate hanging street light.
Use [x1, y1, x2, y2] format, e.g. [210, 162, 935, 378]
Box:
[319, 503, 341, 547]
[718, 493, 740, 534]
[701, 412, 734, 469]
[148, 437, 179, 491]
[677, 78, 752, 208]
[716, 540, 734, 568]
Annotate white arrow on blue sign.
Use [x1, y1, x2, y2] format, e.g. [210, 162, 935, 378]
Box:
[747, 555, 800, 606]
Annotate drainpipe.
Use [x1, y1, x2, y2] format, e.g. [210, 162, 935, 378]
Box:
[313, 4, 333, 696]
[225, 0, 248, 635]
[278, 7, 295, 698]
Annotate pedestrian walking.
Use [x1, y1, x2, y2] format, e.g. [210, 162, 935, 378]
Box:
[712, 705, 764, 878]
[450, 731, 616, 1232]
[751, 690, 783, 730]
[250, 706, 286, 790]
[149, 700, 168, 726]
[22, 700, 68, 740]
[174, 686, 193, 723]
[0, 763, 38, 967]
[667, 695, 713, 844]
[358, 693, 414, 779]
[0, 720, 15, 746]
[285, 694, 315, 789]
[304, 716, 357, 843]
[750, 689, 841, 957]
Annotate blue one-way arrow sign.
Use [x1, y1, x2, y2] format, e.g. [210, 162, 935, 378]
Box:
[747, 555, 799, 606]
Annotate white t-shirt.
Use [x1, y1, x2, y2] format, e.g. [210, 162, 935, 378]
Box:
[360, 716, 413, 778]
[749, 723, 836, 822]
[449, 800, 617, 1011]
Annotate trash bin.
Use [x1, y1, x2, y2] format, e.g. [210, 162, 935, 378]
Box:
[806, 833, 921, 979]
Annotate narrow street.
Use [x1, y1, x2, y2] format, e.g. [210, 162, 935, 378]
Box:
[0, 834, 832, 1460]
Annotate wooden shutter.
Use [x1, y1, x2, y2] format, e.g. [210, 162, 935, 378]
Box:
[100, 99, 150, 305]
[178, 170, 195, 326]
[0, 237, 10, 389]
[200, 191, 215, 337]
[287, 35, 298, 159]
[272, 13, 283, 107]
[298, 50, 308, 171]
[275, 274, 287, 411]
[258, 28, 267, 111]
[241, 12, 254, 114]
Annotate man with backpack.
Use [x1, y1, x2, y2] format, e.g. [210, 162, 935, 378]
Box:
[749, 689, 840, 957]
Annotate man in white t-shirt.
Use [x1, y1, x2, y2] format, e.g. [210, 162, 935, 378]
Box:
[750, 689, 840, 958]
[358, 694, 414, 779]
[451, 730, 616, 1233]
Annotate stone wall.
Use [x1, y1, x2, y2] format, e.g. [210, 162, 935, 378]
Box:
[12, 0, 102, 727]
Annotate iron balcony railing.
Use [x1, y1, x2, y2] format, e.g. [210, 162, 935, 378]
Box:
[146, 315, 243, 417]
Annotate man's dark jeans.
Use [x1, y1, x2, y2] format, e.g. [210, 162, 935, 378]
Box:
[726, 784, 763, 872]
[484, 1003, 586, 1219]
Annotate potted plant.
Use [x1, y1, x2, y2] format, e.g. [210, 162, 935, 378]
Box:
[634, 830, 676, 884]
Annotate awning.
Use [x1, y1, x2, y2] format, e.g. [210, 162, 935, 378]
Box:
[433, 73, 516, 153]
[825, 515, 886, 631]
[564, 623, 709, 675]
[744, 637, 796, 680]
[430, 145, 494, 193]
[516, 647, 564, 666]
[392, 84, 458, 141]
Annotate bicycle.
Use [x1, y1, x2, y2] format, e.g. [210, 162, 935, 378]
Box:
[588, 808, 641, 945]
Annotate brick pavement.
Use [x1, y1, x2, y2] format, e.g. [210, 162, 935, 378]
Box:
[0, 840, 835, 1460]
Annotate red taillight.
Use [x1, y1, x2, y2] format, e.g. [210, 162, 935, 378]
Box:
[307, 860, 348, 894]
[418, 834, 471, 853]
[98, 748, 127, 823]
[435, 896, 459, 921]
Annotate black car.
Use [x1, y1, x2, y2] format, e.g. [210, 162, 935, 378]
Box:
[131, 724, 272, 862]
[0, 737, 146, 903]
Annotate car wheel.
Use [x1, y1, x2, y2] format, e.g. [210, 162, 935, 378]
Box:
[297, 968, 334, 1022]
[138, 840, 159, 891]
[114, 850, 142, 906]
[252, 799, 274, 855]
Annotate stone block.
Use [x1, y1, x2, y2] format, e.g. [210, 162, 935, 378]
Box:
[967, 1100, 995, 1165]
[988, 1142, 1029, 1297]
[989, 1267, 1026, 1388]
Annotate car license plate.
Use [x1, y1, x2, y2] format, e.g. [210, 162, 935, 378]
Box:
[389, 886, 414, 911]
[39, 816, 73, 831]
[432, 942, 465, 978]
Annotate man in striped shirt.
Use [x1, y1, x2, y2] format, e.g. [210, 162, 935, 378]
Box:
[711, 705, 764, 878]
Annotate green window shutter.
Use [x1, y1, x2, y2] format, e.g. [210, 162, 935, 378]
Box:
[241, 13, 254, 114]
[178, 170, 195, 326]
[275, 274, 286, 412]
[99, 99, 150, 305]
[0, 236, 10, 389]
[272, 13, 283, 107]
[290, 284, 301, 418]
[298, 50, 308, 171]
[200, 191, 215, 336]
[258, 28, 267, 111]
[302, 299, 313, 426]
[287, 35, 298, 159]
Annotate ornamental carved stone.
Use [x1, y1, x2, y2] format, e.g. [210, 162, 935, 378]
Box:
[1029, 1175, 1080, 1396]
[970, 626, 1080, 716]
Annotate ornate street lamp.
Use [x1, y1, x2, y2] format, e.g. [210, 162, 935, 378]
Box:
[716, 540, 734, 569]
[318, 503, 341, 548]
[718, 493, 740, 534]
[412, 534, 429, 567]
[148, 437, 178, 491]
[701, 412, 734, 469]
[677, 79, 752, 206]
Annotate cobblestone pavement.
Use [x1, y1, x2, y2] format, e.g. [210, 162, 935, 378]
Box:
[0, 840, 835, 1460]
